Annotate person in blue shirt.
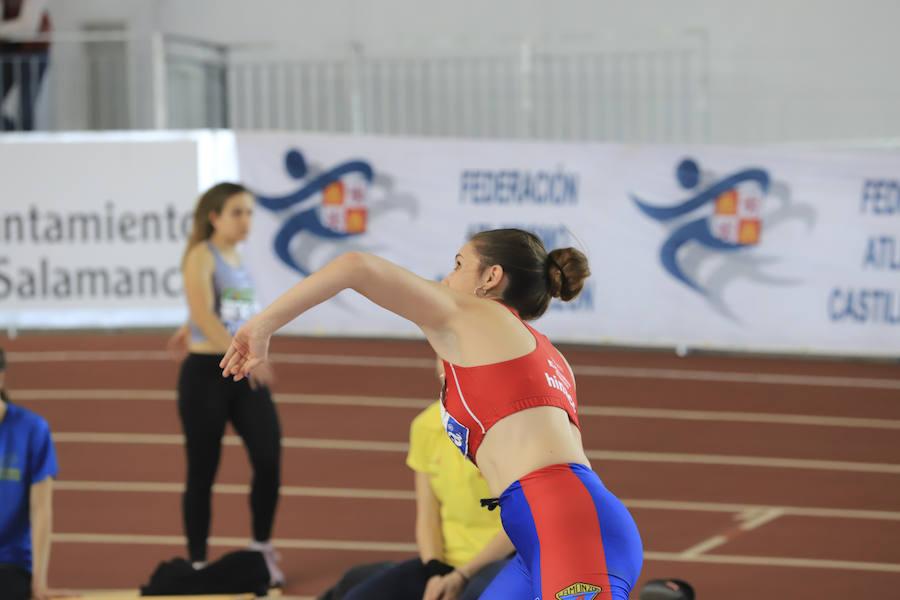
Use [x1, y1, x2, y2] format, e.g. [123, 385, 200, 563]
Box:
[0, 348, 73, 600]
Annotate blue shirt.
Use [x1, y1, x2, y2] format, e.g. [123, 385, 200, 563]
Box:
[0, 403, 58, 572]
[189, 241, 259, 343]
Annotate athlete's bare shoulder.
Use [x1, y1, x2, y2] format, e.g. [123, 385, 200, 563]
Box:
[182, 242, 216, 281]
[185, 242, 214, 265]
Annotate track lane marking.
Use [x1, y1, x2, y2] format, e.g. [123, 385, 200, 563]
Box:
[8, 350, 900, 390]
[53, 432, 410, 452]
[680, 535, 729, 557]
[52, 533, 417, 552]
[582, 450, 900, 474]
[680, 508, 785, 557]
[55, 481, 416, 500]
[65, 591, 276, 600]
[50, 432, 900, 473]
[49, 533, 900, 573]
[55, 481, 900, 520]
[17, 390, 900, 429]
[644, 551, 900, 573]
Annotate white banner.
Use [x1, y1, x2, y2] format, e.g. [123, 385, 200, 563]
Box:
[237, 133, 900, 357]
[2, 131, 896, 357]
[0, 131, 239, 329]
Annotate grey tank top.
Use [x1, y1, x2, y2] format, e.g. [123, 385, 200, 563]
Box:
[189, 241, 260, 344]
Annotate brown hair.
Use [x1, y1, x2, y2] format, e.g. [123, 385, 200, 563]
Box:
[469, 228, 590, 320]
[182, 182, 249, 267]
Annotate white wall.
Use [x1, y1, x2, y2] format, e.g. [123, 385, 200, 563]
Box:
[45, 0, 900, 144]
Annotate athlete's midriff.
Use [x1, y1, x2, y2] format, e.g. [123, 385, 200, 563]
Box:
[439, 319, 580, 468]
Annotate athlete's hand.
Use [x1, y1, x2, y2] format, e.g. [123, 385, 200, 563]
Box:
[220, 317, 272, 382]
[166, 325, 190, 361]
[422, 570, 466, 600]
[248, 361, 275, 390]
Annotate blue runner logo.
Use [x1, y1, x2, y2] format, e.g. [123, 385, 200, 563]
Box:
[254, 149, 417, 276]
[631, 158, 815, 321]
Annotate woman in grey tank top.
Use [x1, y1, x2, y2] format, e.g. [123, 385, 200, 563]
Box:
[168, 182, 284, 587]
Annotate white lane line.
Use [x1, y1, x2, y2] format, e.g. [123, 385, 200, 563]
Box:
[72, 594, 312, 600]
[16, 389, 175, 400]
[16, 390, 433, 409]
[54, 480, 416, 500]
[8, 350, 900, 390]
[622, 499, 900, 521]
[272, 353, 434, 369]
[579, 406, 900, 430]
[54, 481, 900, 521]
[575, 365, 900, 391]
[51, 432, 900, 473]
[739, 507, 785, 531]
[280, 438, 409, 451]
[679, 508, 786, 558]
[584, 450, 900, 474]
[53, 432, 410, 452]
[680, 535, 729, 557]
[49, 532, 900, 573]
[9, 351, 175, 362]
[644, 551, 900, 573]
[68, 592, 277, 600]
[17, 390, 900, 430]
[6, 350, 435, 369]
[52, 533, 417, 552]
[275, 394, 431, 409]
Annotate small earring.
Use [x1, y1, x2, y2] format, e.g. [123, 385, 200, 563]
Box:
[474, 285, 486, 297]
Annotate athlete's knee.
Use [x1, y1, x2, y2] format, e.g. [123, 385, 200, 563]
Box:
[185, 475, 216, 494]
[250, 458, 280, 485]
[250, 449, 280, 474]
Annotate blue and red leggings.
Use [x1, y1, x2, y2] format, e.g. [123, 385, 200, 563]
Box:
[479, 463, 643, 600]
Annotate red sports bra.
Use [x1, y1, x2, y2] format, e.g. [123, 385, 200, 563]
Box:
[440, 307, 580, 465]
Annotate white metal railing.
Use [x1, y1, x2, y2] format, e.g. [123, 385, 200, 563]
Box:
[1, 30, 709, 143]
[225, 33, 710, 142]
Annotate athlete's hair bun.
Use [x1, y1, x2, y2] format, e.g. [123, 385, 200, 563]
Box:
[546, 247, 590, 301]
[469, 228, 591, 320]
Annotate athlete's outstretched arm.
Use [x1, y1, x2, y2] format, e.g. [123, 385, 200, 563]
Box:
[221, 251, 461, 379]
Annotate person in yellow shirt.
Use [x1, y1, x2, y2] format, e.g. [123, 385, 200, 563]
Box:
[336, 401, 513, 600]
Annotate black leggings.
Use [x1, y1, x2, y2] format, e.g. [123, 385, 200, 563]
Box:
[0, 565, 31, 600]
[177, 353, 282, 562]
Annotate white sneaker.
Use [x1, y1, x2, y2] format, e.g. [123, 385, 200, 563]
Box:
[249, 540, 285, 587]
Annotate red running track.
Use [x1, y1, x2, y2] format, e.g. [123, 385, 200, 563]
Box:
[3, 333, 900, 599]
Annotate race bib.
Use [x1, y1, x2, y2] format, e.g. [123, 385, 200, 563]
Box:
[220, 287, 258, 333]
[440, 400, 470, 458]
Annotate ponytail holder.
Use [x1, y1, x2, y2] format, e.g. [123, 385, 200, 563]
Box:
[547, 257, 567, 287]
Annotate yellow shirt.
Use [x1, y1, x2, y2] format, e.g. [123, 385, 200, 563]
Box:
[406, 401, 503, 567]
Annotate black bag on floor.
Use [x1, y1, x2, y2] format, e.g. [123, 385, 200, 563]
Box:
[640, 578, 695, 600]
[140, 550, 270, 596]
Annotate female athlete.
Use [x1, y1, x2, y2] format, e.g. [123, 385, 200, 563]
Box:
[176, 182, 283, 586]
[221, 228, 642, 599]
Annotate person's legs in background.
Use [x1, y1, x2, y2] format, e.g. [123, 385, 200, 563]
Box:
[1, 58, 16, 130]
[230, 380, 283, 585]
[0, 564, 32, 600]
[17, 52, 48, 131]
[459, 557, 512, 600]
[177, 354, 229, 566]
[342, 558, 431, 600]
